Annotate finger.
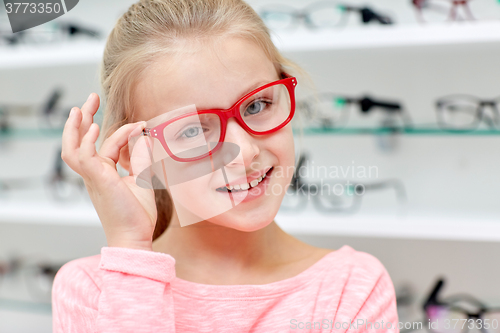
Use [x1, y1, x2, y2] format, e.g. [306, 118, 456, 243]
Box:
[130, 135, 155, 187]
[79, 93, 100, 140]
[61, 107, 83, 170]
[82, 93, 100, 117]
[99, 121, 147, 164]
[79, 123, 102, 178]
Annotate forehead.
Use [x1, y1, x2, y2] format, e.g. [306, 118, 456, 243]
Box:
[134, 37, 279, 121]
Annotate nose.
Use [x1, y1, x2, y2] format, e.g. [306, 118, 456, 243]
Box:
[222, 118, 260, 167]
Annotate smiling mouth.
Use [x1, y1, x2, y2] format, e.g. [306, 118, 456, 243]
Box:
[215, 167, 273, 193]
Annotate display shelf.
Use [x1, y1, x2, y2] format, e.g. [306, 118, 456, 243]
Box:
[0, 128, 63, 140]
[0, 298, 51, 314]
[272, 21, 500, 52]
[0, 40, 105, 70]
[298, 126, 500, 136]
[275, 210, 500, 242]
[0, 201, 100, 226]
[0, 22, 499, 71]
[2, 200, 500, 242]
[2, 126, 500, 140]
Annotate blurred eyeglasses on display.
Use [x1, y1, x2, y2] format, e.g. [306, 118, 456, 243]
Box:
[412, 0, 477, 23]
[0, 21, 101, 46]
[0, 146, 86, 202]
[0, 106, 10, 135]
[436, 95, 500, 131]
[0, 88, 95, 133]
[296, 93, 413, 130]
[280, 153, 408, 214]
[38, 88, 82, 130]
[423, 278, 500, 333]
[260, 1, 393, 31]
[0, 253, 65, 303]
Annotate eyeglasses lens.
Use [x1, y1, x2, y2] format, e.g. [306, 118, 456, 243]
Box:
[315, 95, 349, 128]
[262, 11, 295, 30]
[313, 183, 357, 212]
[239, 83, 291, 132]
[163, 113, 221, 159]
[427, 305, 469, 333]
[308, 5, 345, 28]
[418, 0, 454, 22]
[162, 83, 291, 160]
[439, 98, 479, 129]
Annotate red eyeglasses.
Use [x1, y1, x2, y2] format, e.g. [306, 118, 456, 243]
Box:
[142, 73, 297, 162]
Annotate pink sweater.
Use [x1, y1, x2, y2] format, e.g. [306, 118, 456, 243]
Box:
[52, 245, 399, 333]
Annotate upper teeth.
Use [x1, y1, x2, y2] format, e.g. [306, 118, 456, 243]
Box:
[226, 171, 268, 191]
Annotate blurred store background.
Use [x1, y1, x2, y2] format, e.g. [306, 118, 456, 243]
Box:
[1, 0, 500, 332]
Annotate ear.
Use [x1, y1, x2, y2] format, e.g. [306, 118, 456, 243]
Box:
[118, 144, 131, 173]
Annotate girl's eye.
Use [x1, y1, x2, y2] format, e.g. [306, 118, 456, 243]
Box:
[180, 126, 203, 139]
[245, 100, 270, 115]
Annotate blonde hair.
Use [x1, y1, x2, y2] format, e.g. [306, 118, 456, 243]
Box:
[99, 0, 305, 240]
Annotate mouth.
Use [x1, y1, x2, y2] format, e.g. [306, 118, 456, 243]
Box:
[215, 167, 274, 193]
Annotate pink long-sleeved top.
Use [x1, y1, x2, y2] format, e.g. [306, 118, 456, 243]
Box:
[52, 245, 399, 333]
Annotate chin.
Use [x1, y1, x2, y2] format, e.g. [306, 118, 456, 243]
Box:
[209, 204, 279, 232]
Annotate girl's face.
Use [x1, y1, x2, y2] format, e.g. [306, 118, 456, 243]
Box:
[133, 37, 295, 231]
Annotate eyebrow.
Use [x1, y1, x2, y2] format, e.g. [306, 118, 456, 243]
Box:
[191, 78, 277, 112]
[233, 79, 276, 102]
[245, 80, 273, 94]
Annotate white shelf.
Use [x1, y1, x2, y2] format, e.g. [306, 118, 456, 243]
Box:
[0, 22, 499, 70]
[2, 200, 500, 241]
[275, 210, 500, 242]
[0, 40, 105, 70]
[0, 201, 100, 226]
[272, 21, 500, 52]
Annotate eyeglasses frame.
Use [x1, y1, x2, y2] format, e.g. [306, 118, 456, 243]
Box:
[412, 0, 475, 23]
[260, 2, 392, 30]
[296, 92, 412, 130]
[142, 73, 297, 162]
[282, 153, 407, 214]
[436, 94, 500, 131]
[423, 278, 500, 333]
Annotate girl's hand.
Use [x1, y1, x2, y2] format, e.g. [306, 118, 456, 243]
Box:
[61, 93, 157, 251]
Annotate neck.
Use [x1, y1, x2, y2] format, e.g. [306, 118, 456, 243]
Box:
[152, 210, 302, 284]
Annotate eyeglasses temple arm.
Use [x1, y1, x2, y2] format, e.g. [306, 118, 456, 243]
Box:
[423, 278, 445, 310]
[139, 128, 155, 171]
[291, 153, 308, 188]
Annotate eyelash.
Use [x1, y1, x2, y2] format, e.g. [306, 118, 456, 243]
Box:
[244, 99, 272, 114]
[176, 125, 208, 140]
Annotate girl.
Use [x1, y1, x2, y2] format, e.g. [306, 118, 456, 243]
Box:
[52, 0, 399, 332]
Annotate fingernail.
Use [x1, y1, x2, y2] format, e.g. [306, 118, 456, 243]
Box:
[69, 107, 77, 117]
[129, 121, 144, 136]
[87, 93, 94, 102]
[134, 121, 146, 130]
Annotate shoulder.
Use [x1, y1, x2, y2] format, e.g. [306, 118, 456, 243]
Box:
[54, 253, 103, 286]
[52, 253, 103, 305]
[316, 245, 398, 321]
[317, 245, 396, 303]
[322, 245, 389, 280]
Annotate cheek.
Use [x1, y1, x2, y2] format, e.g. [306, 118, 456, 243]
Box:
[166, 169, 235, 226]
[267, 125, 296, 184]
[277, 126, 295, 162]
[153, 158, 213, 204]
